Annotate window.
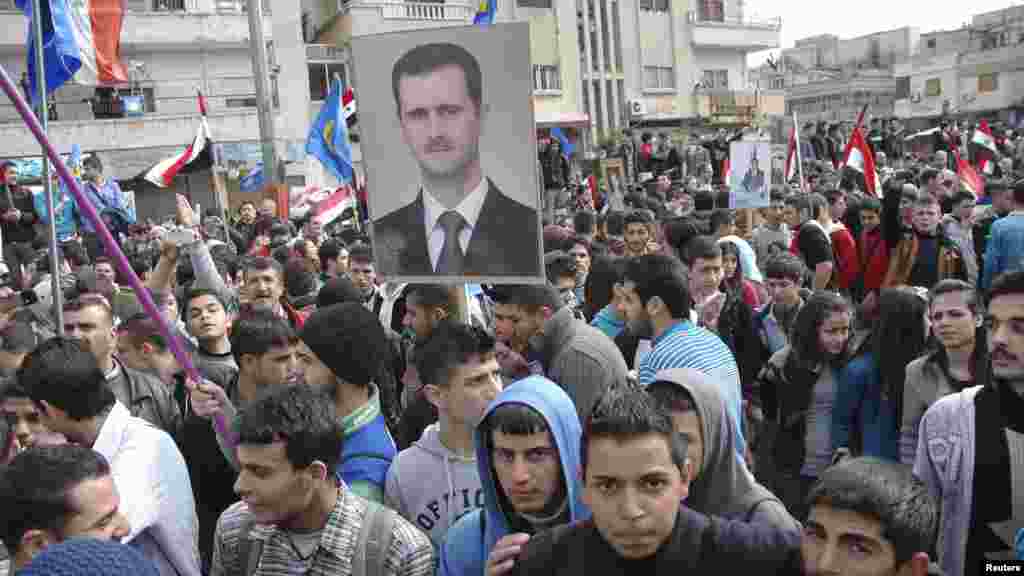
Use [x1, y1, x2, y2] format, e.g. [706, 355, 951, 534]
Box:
[698, 0, 723, 20]
[518, 0, 552, 7]
[643, 66, 674, 90]
[925, 78, 942, 97]
[702, 69, 729, 89]
[226, 97, 258, 108]
[533, 65, 561, 92]
[979, 73, 999, 93]
[770, 77, 785, 90]
[640, 0, 668, 12]
[308, 63, 346, 102]
[153, 0, 185, 10]
[926, 38, 936, 49]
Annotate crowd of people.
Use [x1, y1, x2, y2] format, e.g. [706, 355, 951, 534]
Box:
[0, 117, 1024, 576]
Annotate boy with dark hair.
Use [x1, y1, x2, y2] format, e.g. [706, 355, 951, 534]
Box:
[858, 196, 888, 303]
[298, 303, 398, 503]
[754, 252, 806, 362]
[783, 193, 834, 290]
[387, 322, 503, 549]
[709, 209, 736, 240]
[604, 211, 626, 256]
[941, 189, 978, 287]
[1, 378, 62, 451]
[623, 211, 653, 257]
[752, 189, 791, 266]
[621, 254, 746, 458]
[440, 376, 587, 576]
[318, 238, 349, 281]
[804, 457, 940, 576]
[229, 309, 302, 404]
[211, 385, 433, 576]
[19, 338, 200, 576]
[399, 284, 455, 446]
[185, 288, 237, 379]
[0, 445, 130, 572]
[500, 284, 628, 421]
[509, 388, 800, 574]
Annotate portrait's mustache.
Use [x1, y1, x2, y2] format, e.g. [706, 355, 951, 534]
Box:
[426, 139, 453, 152]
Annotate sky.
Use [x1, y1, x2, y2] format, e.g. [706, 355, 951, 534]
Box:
[744, 0, 1024, 65]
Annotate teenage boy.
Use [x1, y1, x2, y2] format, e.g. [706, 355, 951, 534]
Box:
[803, 457, 940, 576]
[298, 303, 398, 503]
[210, 385, 434, 576]
[858, 197, 888, 305]
[752, 189, 791, 266]
[386, 322, 502, 549]
[185, 288, 237, 379]
[754, 252, 807, 364]
[508, 389, 800, 574]
[440, 376, 588, 576]
[623, 211, 654, 258]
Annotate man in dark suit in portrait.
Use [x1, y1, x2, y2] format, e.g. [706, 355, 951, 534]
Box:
[371, 41, 542, 278]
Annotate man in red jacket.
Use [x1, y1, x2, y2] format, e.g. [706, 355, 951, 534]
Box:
[824, 188, 859, 295]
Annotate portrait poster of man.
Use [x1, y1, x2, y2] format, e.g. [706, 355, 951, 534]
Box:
[351, 23, 543, 282]
[728, 141, 771, 209]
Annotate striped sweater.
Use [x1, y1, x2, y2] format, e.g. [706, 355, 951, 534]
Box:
[210, 488, 434, 576]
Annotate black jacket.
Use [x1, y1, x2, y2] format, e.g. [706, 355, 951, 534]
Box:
[0, 184, 38, 244]
[511, 505, 800, 576]
[372, 179, 541, 279]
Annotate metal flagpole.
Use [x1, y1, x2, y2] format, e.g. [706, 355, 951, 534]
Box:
[792, 111, 805, 192]
[31, 0, 63, 334]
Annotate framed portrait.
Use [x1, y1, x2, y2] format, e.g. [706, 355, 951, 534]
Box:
[351, 22, 544, 283]
[728, 141, 771, 209]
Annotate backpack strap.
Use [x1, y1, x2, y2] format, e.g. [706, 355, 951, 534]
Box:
[239, 516, 264, 576]
[353, 500, 397, 576]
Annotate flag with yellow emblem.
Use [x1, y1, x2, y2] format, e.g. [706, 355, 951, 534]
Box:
[306, 77, 353, 183]
[473, 0, 495, 25]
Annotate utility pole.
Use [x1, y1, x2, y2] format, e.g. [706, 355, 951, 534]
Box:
[31, 0, 63, 335]
[247, 0, 277, 186]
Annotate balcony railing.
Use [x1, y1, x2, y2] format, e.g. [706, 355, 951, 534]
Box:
[687, 11, 780, 30]
[377, 0, 475, 21]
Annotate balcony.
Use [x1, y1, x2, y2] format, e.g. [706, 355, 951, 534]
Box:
[0, 110, 261, 177]
[0, 4, 271, 50]
[340, 0, 476, 37]
[693, 89, 785, 122]
[687, 11, 781, 52]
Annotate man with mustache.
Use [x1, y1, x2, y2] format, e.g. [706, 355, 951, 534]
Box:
[916, 270, 1024, 576]
[372, 42, 541, 278]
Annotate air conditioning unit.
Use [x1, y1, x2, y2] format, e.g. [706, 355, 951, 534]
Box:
[910, 92, 922, 103]
[629, 99, 647, 116]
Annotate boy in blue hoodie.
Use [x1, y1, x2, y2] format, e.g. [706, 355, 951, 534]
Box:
[439, 376, 588, 576]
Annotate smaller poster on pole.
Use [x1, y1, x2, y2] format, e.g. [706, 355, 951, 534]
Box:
[728, 141, 771, 209]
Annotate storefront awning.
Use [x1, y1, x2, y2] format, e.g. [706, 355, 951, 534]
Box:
[535, 111, 590, 128]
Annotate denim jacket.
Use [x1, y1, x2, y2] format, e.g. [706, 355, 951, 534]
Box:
[913, 385, 981, 576]
[982, 212, 1024, 290]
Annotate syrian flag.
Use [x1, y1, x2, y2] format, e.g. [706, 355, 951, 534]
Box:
[140, 92, 213, 187]
[342, 87, 357, 127]
[954, 148, 984, 199]
[842, 126, 880, 197]
[972, 120, 997, 175]
[785, 126, 798, 182]
[312, 184, 358, 227]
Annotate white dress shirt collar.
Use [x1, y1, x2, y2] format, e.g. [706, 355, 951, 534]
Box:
[423, 176, 489, 270]
[92, 401, 131, 459]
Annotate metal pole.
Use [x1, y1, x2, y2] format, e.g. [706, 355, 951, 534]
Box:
[792, 111, 805, 192]
[31, 0, 63, 335]
[247, 0, 276, 186]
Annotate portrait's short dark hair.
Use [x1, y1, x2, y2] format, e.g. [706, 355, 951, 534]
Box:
[18, 338, 114, 420]
[0, 445, 112, 552]
[623, 254, 690, 319]
[415, 321, 496, 388]
[807, 457, 938, 565]
[581, 389, 688, 478]
[392, 42, 483, 117]
[230, 309, 298, 365]
[236, 384, 343, 473]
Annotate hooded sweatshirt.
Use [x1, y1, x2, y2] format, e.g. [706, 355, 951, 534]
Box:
[653, 368, 799, 533]
[439, 376, 590, 576]
[385, 423, 483, 550]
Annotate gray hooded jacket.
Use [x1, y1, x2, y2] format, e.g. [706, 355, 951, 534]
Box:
[654, 368, 800, 532]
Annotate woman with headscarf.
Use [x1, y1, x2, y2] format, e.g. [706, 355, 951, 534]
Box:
[647, 368, 799, 533]
[718, 235, 764, 308]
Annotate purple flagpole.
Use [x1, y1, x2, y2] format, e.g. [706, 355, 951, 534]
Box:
[0, 63, 234, 447]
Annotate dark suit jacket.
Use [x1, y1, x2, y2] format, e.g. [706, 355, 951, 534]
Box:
[372, 179, 541, 278]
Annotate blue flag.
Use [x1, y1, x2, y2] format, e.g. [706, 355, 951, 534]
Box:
[17, 0, 82, 107]
[473, 0, 495, 25]
[239, 162, 265, 193]
[306, 78, 353, 184]
[550, 127, 574, 159]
